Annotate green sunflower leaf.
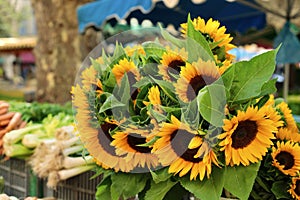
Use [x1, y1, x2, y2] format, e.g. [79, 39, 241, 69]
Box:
[150, 77, 178, 103]
[101, 48, 110, 65]
[150, 167, 172, 184]
[148, 105, 167, 122]
[102, 70, 117, 89]
[133, 77, 153, 88]
[95, 176, 112, 200]
[111, 173, 149, 200]
[186, 14, 215, 62]
[143, 41, 166, 58]
[182, 99, 200, 129]
[224, 162, 261, 200]
[271, 181, 291, 199]
[179, 166, 225, 200]
[99, 94, 125, 113]
[141, 62, 160, 77]
[164, 183, 190, 200]
[114, 73, 131, 104]
[222, 49, 277, 105]
[109, 42, 126, 67]
[257, 78, 277, 97]
[160, 25, 186, 48]
[90, 57, 102, 73]
[197, 84, 227, 127]
[144, 179, 178, 200]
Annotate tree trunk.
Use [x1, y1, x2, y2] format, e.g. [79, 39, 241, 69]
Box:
[31, 0, 92, 104]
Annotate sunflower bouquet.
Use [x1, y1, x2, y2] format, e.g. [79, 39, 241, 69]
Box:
[71, 15, 300, 200]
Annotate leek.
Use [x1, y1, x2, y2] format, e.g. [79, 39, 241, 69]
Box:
[22, 135, 56, 149]
[3, 124, 43, 144]
[63, 155, 94, 169]
[47, 164, 95, 188]
[4, 143, 33, 158]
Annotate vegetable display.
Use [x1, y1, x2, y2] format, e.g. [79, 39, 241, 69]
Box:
[1, 100, 95, 191]
[2, 113, 73, 159]
[29, 125, 95, 188]
[0, 101, 26, 155]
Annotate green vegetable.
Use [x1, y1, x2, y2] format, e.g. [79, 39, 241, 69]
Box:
[3, 124, 43, 145]
[4, 143, 33, 157]
[9, 101, 73, 123]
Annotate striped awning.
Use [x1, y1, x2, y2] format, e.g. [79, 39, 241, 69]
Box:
[0, 37, 37, 52]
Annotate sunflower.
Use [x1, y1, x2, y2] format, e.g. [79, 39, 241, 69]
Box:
[181, 17, 235, 51]
[180, 17, 235, 70]
[152, 116, 218, 180]
[124, 45, 146, 57]
[143, 85, 162, 113]
[95, 79, 103, 98]
[289, 176, 300, 200]
[80, 65, 97, 90]
[95, 56, 104, 64]
[143, 86, 161, 105]
[175, 59, 220, 102]
[217, 58, 233, 75]
[218, 106, 277, 166]
[265, 94, 275, 107]
[260, 104, 284, 129]
[112, 58, 140, 85]
[72, 84, 134, 172]
[169, 137, 219, 181]
[276, 102, 299, 132]
[276, 128, 300, 143]
[111, 127, 160, 170]
[158, 47, 188, 81]
[272, 141, 300, 176]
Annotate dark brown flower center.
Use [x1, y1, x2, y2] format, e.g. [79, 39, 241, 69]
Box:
[181, 147, 203, 163]
[170, 129, 202, 163]
[167, 59, 185, 81]
[127, 134, 152, 153]
[127, 71, 137, 86]
[186, 75, 217, 101]
[98, 122, 118, 155]
[231, 120, 258, 149]
[130, 88, 139, 101]
[275, 151, 295, 170]
[295, 180, 300, 196]
[202, 33, 214, 43]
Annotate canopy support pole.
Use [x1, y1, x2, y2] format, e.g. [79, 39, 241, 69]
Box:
[283, 63, 290, 102]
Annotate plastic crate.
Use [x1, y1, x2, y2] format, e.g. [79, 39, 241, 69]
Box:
[0, 158, 30, 198]
[52, 171, 102, 200]
[0, 158, 43, 198]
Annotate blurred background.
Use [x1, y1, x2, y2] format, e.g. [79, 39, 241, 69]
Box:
[0, 0, 299, 114]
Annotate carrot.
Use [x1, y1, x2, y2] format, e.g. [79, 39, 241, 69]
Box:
[18, 121, 27, 129]
[0, 119, 10, 126]
[5, 112, 22, 131]
[0, 107, 8, 115]
[0, 102, 9, 109]
[0, 112, 15, 121]
[0, 129, 7, 138]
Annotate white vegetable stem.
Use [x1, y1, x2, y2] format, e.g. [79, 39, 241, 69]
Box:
[63, 155, 94, 169]
[3, 124, 43, 144]
[63, 145, 84, 156]
[47, 164, 95, 188]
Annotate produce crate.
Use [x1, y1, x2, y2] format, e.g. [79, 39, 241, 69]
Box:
[51, 171, 101, 200]
[0, 158, 43, 198]
[51, 171, 102, 200]
[0, 158, 30, 198]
